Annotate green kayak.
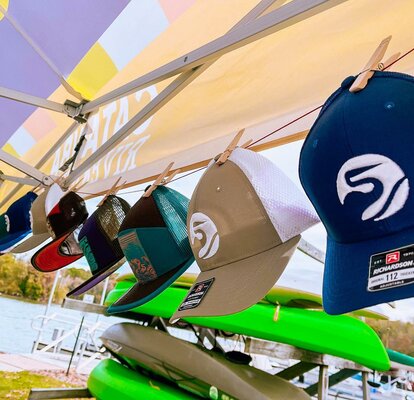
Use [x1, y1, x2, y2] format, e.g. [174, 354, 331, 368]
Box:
[114, 273, 388, 320]
[105, 282, 390, 371]
[88, 359, 198, 399]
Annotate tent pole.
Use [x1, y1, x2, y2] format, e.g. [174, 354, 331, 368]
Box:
[67, 0, 347, 186]
[0, 149, 52, 185]
[0, 121, 79, 209]
[298, 238, 325, 264]
[0, 173, 38, 186]
[0, 86, 66, 114]
[83, 0, 348, 113]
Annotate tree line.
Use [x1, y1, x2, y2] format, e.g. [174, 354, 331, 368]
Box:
[0, 254, 117, 304]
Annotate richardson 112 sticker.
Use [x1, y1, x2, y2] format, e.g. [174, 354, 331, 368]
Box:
[368, 244, 414, 292]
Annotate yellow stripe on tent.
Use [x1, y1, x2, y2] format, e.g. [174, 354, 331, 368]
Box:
[67, 42, 118, 100]
[3, 143, 19, 158]
[0, 0, 9, 20]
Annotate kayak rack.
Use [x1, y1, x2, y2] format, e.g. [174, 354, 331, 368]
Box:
[60, 297, 388, 400]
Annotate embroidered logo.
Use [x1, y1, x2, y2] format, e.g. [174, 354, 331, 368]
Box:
[386, 251, 400, 264]
[189, 212, 219, 259]
[337, 154, 409, 221]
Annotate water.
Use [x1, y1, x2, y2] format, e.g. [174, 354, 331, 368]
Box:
[0, 295, 124, 354]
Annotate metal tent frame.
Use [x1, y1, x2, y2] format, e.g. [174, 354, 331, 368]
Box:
[0, 0, 340, 263]
[0, 0, 347, 188]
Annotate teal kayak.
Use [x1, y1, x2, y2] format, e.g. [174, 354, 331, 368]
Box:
[88, 359, 199, 400]
[387, 348, 414, 368]
[105, 282, 390, 371]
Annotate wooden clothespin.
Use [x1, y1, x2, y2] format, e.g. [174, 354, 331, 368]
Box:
[53, 172, 67, 186]
[216, 129, 248, 165]
[349, 36, 400, 93]
[143, 162, 179, 198]
[97, 177, 123, 207]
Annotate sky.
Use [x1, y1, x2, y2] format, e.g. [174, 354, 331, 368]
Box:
[19, 140, 414, 322]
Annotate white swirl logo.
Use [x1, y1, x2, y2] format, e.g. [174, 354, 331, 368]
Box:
[337, 154, 409, 221]
[189, 212, 220, 259]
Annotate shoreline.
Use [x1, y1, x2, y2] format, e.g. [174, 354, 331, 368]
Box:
[0, 293, 52, 305]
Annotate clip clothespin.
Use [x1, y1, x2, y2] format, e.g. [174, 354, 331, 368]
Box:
[143, 162, 177, 198]
[97, 176, 123, 207]
[350, 36, 400, 93]
[217, 129, 248, 165]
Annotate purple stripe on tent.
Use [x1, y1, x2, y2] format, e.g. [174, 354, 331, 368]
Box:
[0, 1, 129, 147]
[8, 0, 130, 76]
[0, 19, 59, 146]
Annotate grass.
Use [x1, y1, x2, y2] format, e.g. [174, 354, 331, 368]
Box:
[0, 371, 78, 400]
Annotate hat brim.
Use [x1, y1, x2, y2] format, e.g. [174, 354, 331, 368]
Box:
[0, 231, 32, 252]
[31, 230, 82, 272]
[169, 235, 300, 323]
[107, 257, 194, 314]
[67, 258, 125, 297]
[323, 226, 414, 315]
[12, 232, 51, 254]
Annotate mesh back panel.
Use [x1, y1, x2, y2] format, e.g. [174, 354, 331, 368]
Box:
[97, 195, 130, 258]
[153, 186, 192, 256]
[229, 147, 320, 242]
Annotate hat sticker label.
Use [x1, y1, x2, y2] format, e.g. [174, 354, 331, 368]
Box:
[118, 230, 157, 283]
[337, 154, 409, 221]
[189, 212, 219, 259]
[178, 278, 215, 311]
[368, 244, 414, 292]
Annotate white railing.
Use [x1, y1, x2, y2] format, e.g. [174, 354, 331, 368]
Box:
[31, 312, 111, 372]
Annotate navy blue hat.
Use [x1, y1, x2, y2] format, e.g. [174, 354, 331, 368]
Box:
[300, 71, 414, 315]
[67, 195, 130, 297]
[0, 192, 37, 251]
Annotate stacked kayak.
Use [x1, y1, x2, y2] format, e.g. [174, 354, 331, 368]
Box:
[97, 322, 311, 400]
[105, 278, 390, 371]
[88, 358, 199, 400]
[387, 348, 414, 370]
[116, 273, 389, 320]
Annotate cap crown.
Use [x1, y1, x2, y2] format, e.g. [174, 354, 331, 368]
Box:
[79, 195, 130, 273]
[47, 192, 88, 238]
[3, 192, 37, 234]
[188, 148, 319, 271]
[118, 186, 193, 283]
[299, 72, 414, 243]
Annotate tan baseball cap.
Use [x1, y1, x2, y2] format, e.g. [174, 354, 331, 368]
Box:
[12, 189, 51, 253]
[171, 147, 319, 322]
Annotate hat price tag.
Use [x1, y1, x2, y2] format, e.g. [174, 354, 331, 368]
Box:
[178, 278, 215, 311]
[368, 244, 414, 292]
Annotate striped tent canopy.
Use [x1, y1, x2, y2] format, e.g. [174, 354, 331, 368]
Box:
[1, 0, 414, 206]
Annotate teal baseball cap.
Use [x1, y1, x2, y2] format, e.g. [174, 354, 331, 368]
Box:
[107, 186, 194, 314]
